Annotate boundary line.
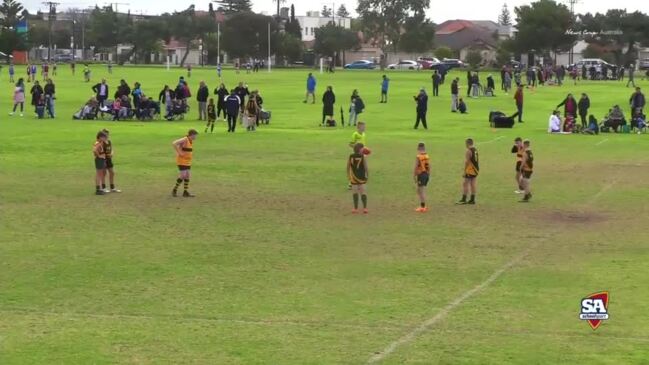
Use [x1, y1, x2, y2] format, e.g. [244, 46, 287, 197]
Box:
[366, 179, 618, 364]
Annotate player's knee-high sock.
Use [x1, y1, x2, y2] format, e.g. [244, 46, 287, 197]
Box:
[210, 122, 215, 132]
[361, 194, 367, 208]
[469, 194, 475, 203]
[353, 194, 359, 209]
[183, 179, 190, 192]
[174, 178, 182, 191]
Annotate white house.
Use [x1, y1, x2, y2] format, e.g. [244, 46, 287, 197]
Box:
[295, 11, 352, 42]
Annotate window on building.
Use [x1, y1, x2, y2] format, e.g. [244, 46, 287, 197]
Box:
[304, 27, 308, 35]
[311, 27, 314, 36]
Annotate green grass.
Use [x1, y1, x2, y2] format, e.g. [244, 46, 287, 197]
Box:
[1, 65, 649, 364]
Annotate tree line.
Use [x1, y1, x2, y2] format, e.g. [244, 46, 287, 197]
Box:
[1, 0, 647, 67]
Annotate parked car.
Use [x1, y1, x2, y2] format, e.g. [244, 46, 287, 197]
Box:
[575, 58, 612, 70]
[49, 54, 74, 63]
[639, 58, 649, 70]
[417, 57, 441, 70]
[344, 60, 376, 70]
[441, 58, 465, 69]
[387, 60, 421, 70]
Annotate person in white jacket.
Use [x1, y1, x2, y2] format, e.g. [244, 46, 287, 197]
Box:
[548, 110, 562, 133]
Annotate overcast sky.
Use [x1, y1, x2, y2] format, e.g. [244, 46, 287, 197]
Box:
[20, 0, 647, 22]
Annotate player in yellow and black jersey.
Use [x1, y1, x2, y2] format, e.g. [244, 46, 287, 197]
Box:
[348, 143, 369, 214]
[172, 129, 198, 197]
[93, 131, 108, 196]
[101, 129, 121, 193]
[511, 137, 525, 194]
[520, 139, 534, 202]
[458, 138, 479, 205]
[413, 142, 431, 212]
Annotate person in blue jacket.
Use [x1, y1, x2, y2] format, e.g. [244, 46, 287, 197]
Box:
[304, 73, 316, 104]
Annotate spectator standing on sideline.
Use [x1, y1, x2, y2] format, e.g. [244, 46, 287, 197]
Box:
[380, 75, 389, 103]
[187, 64, 192, 78]
[414, 88, 429, 130]
[44, 78, 56, 118]
[10, 78, 25, 117]
[9, 63, 15, 82]
[244, 93, 260, 132]
[630, 87, 645, 116]
[504, 71, 512, 94]
[432, 70, 441, 97]
[349, 89, 365, 127]
[196, 81, 209, 121]
[116, 79, 130, 100]
[451, 78, 459, 112]
[214, 83, 229, 121]
[577, 93, 590, 128]
[225, 91, 241, 133]
[30, 80, 44, 113]
[217, 63, 222, 78]
[92, 79, 109, 108]
[233, 82, 249, 121]
[108, 61, 113, 74]
[626, 64, 635, 87]
[514, 85, 524, 123]
[556, 93, 577, 117]
[159, 85, 174, 119]
[322, 86, 336, 126]
[466, 70, 472, 97]
[131, 82, 143, 108]
[83, 64, 91, 82]
[304, 73, 316, 104]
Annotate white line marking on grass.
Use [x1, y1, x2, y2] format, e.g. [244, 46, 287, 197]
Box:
[478, 136, 504, 145]
[367, 248, 531, 364]
[595, 138, 609, 146]
[367, 179, 619, 364]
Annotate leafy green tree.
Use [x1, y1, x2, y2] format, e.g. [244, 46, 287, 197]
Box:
[163, 6, 216, 66]
[275, 33, 303, 64]
[0, 0, 26, 53]
[578, 10, 649, 65]
[498, 3, 512, 26]
[399, 14, 435, 53]
[321, 5, 332, 18]
[336, 4, 350, 18]
[495, 39, 515, 66]
[511, 0, 576, 59]
[314, 22, 359, 61]
[434, 46, 454, 59]
[284, 4, 302, 39]
[86, 6, 119, 53]
[213, 0, 252, 14]
[222, 12, 277, 59]
[356, 0, 430, 68]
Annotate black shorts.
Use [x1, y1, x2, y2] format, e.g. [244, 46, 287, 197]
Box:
[417, 173, 429, 187]
[178, 165, 191, 171]
[516, 161, 522, 172]
[522, 170, 533, 179]
[95, 158, 106, 170]
[464, 174, 478, 180]
[106, 158, 114, 169]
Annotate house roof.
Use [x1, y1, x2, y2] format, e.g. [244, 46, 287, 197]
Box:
[435, 26, 498, 51]
[437, 19, 510, 36]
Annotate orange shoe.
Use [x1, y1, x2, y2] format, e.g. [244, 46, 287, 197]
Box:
[352, 209, 359, 214]
[415, 207, 428, 213]
[362, 208, 369, 214]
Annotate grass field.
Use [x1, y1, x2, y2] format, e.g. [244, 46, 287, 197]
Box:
[1, 65, 649, 365]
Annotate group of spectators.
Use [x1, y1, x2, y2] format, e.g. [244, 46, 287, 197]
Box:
[548, 87, 646, 134]
[319, 84, 366, 127]
[9, 78, 56, 119]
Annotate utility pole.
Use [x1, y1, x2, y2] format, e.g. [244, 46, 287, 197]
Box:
[567, 0, 579, 65]
[43, 1, 60, 63]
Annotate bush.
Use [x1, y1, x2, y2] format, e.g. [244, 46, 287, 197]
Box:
[434, 46, 454, 60]
[465, 50, 483, 68]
